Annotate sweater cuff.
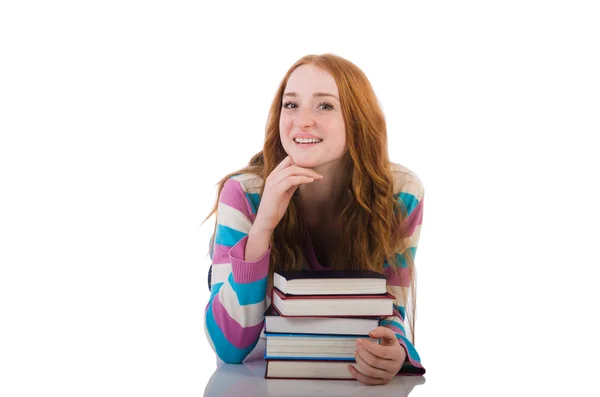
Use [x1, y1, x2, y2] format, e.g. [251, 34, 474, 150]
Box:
[229, 235, 271, 284]
[396, 338, 426, 376]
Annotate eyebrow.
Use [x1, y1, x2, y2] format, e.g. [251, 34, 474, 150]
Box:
[283, 92, 340, 101]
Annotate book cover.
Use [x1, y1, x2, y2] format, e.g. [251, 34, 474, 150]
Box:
[274, 289, 394, 301]
[275, 270, 386, 280]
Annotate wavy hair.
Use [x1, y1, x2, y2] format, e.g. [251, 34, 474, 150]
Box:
[203, 54, 418, 343]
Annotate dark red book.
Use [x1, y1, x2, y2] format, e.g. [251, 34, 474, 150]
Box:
[272, 288, 395, 317]
[273, 270, 387, 296]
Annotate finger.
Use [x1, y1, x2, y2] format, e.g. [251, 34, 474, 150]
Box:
[347, 364, 387, 385]
[274, 165, 322, 185]
[357, 338, 396, 360]
[279, 176, 315, 192]
[369, 326, 402, 348]
[369, 326, 398, 343]
[354, 349, 389, 378]
[272, 155, 294, 172]
[356, 346, 397, 373]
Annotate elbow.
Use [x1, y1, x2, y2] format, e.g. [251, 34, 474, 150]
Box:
[215, 348, 248, 364]
[209, 337, 253, 364]
[204, 317, 254, 364]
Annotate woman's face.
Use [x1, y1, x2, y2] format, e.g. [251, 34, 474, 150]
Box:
[279, 64, 346, 169]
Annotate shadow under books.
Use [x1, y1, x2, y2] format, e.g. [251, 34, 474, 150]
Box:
[203, 339, 426, 397]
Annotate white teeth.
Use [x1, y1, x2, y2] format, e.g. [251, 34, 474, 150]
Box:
[294, 138, 322, 144]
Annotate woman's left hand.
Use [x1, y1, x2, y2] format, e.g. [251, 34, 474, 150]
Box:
[348, 326, 407, 385]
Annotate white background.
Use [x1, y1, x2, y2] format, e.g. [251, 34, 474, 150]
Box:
[1, 1, 599, 396]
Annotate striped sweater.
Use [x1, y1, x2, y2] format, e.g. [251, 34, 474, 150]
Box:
[204, 162, 426, 375]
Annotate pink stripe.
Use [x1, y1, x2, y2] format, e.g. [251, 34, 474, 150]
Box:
[404, 198, 423, 236]
[211, 292, 264, 349]
[392, 309, 405, 321]
[220, 179, 253, 219]
[212, 243, 232, 265]
[387, 323, 406, 337]
[384, 266, 410, 287]
[229, 236, 270, 284]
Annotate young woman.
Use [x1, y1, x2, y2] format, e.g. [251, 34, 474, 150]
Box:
[203, 54, 426, 384]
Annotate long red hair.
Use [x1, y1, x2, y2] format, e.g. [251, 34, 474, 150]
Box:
[204, 54, 418, 343]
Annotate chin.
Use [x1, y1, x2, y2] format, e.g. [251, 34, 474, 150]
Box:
[289, 155, 322, 169]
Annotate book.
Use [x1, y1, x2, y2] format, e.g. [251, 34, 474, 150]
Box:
[273, 270, 387, 295]
[264, 305, 380, 335]
[265, 333, 377, 360]
[265, 359, 366, 380]
[272, 288, 395, 317]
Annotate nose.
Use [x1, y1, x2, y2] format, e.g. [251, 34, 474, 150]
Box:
[293, 107, 315, 129]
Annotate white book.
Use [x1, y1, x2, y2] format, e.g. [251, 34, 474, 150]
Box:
[265, 360, 366, 380]
[274, 270, 387, 296]
[264, 305, 379, 335]
[265, 333, 377, 360]
[272, 288, 395, 317]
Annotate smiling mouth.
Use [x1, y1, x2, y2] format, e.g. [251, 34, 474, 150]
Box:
[293, 138, 323, 144]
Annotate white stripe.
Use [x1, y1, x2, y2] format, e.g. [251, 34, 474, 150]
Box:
[395, 180, 424, 201]
[385, 285, 414, 341]
[387, 285, 409, 307]
[231, 173, 261, 183]
[409, 224, 422, 248]
[217, 202, 252, 234]
[211, 262, 232, 285]
[231, 173, 264, 195]
[391, 165, 424, 200]
[238, 177, 264, 195]
[218, 279, 266, 327]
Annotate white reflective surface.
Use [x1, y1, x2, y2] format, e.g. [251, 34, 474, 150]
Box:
[203, 339, 426, 397]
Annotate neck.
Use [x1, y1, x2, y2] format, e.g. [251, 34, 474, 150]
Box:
[296, 160, 347, 223]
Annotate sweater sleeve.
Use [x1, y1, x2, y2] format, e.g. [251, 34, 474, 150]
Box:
[204, 176, 270, 364]
[381, 181, 426, 375]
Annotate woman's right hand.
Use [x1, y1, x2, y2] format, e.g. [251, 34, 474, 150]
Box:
[253, 156, 322, 233]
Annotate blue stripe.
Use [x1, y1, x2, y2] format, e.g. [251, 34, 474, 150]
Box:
[384, 249, 416, 269]
[393, 304, 406, 320]
[408, 247, 417, 261]
[205, 299, 258, 364]
[229, 272, 267, 305]
[396, 192, 419, 216]
[210, 282, 223, 300]
[245, 192, 261, 214]
[379, 319, 406, 335]
[397, 334, 421, 362]
[215, 224, 248, 247]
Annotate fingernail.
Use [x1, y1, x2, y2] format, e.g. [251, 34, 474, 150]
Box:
[317, 174, 323, 179]
[356, 339, 362, 345]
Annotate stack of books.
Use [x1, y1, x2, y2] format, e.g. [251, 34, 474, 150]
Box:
[264, 270, 395, 380]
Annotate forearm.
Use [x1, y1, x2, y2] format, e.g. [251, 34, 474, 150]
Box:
[205, 231, 271, 364]
[245, 224, 272, 262]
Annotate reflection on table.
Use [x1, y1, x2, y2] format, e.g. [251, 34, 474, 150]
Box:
[204, 339, 426, 397]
